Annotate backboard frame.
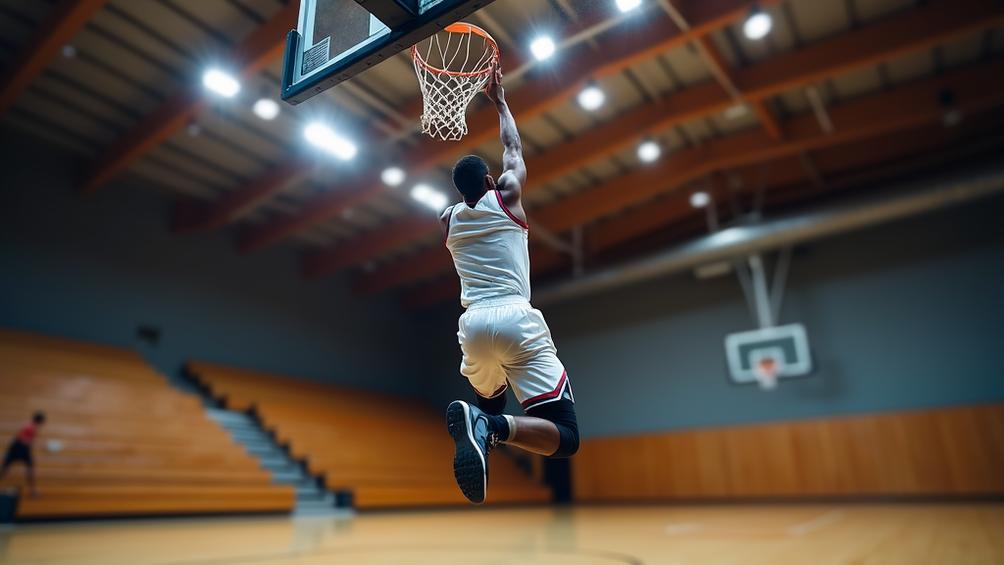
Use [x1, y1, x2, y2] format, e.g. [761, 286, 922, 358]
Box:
[724, 323, 814, 386]
[281, 0, 497, 105]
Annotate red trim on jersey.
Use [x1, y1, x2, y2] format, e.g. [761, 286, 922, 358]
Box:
[520, 370, 567, 408]
[495, 190, 529, 230]
[16, 423, 36, 444]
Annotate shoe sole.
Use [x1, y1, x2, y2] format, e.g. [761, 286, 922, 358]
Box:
[446, 400, 486, 504]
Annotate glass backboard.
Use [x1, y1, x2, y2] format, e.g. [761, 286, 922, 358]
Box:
[281, 0, 497, 105]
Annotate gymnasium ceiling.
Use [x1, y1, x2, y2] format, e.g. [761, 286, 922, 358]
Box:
[1, 0, 1003, 307]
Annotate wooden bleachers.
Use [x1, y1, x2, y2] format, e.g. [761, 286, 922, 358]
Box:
[187, 361, 552, 509]
[0, 329, 294, 519]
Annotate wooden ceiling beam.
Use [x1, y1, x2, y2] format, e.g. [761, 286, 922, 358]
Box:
[352, 60, 1004, 294]
[0, 0, 109, 118]
[78, 2, 299, 194]
[694, 37, 784, 140]
[585, 122, 995, 253]
[237, 0, 776, 253]
[539, 63, 1004, 232]
[305, 0, 1003, 279]
[736, 0, 1004, 98]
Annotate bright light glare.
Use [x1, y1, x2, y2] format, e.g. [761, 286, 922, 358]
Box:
[690, 191, 711, 208]
[202, 68, 241, 98]
[724, 104, 748, 120]
[530, 36, 556, 61]
[381, 166, 406, 187]
[577, 84, 606, 111]
[253, 98, 280, 120]
[411, 184, 449, 211]
[616, 0, 643, 12]
[304, 122, 357, 160]
[743, 9, 773, 40]
[637, 140, 661, 163]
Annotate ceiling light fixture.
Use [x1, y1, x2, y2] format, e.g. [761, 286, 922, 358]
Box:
[743, 6, 773, 40]
[530, 36, 557, 61]
[304, 122, 357, 161]
[577, 83, 606, 111]
[381, 166, 406, 187]
[637, 139, 661, 163]
[202, 68, 241, 98]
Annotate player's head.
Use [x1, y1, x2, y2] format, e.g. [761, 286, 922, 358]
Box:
[452, 155, 494, 203]
[32, 411, 45, 425]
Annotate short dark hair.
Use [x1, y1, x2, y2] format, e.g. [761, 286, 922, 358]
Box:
[452, 155, 489, 202]
[32, 411, 45, 424]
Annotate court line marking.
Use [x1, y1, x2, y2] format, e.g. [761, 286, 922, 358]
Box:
[787, 509, 844, 536]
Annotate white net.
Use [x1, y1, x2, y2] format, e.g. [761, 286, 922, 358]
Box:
[412, 24, 498, 141]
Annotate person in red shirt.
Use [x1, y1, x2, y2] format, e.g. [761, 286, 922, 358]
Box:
[1, 411, 45, 496]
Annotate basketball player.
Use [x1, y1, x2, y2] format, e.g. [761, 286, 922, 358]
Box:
[1, 411, 45, 497]
[442, 69, 578, 504]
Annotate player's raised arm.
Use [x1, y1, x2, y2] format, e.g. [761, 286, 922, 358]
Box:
[485, 69, 526, 194]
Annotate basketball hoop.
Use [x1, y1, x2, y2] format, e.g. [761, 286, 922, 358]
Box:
[754, 357, 779, 390]
[412, 23, 500, 141]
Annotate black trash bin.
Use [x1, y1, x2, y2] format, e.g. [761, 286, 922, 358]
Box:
[0, 491, 18, 523]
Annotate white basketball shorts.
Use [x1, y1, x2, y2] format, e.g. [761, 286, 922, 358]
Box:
[457, 296, 572, 411]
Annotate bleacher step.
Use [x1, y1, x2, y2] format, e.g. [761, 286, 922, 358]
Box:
[202, 405, 342, 513]
[258, 456, 297, 469]
[246, 444, 285, 456]
[292, 496, 340, 516]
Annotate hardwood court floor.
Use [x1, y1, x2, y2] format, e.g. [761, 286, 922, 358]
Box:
[1, 503, 1002, 564]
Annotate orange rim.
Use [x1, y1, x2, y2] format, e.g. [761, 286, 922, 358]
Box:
[411, 22, 500, 78]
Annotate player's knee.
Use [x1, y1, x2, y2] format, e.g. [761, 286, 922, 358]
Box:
[552, 421, 579, 458]
[527, 398, 579, 458]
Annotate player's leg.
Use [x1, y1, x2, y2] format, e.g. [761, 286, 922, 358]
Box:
[447, 390, 577, 501]
[473, 383, 508, 415]
[497, 306, 579, 457]
[448, 310, 509, 504]
[25, 450, 36, 496]
[456, 388, 577, 458]
[0, 443, 15, 482]
[501, 398, 578, 457]
[498, 417, 558, 455]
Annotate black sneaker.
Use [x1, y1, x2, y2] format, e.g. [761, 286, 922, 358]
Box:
[446, 400, 499, 504]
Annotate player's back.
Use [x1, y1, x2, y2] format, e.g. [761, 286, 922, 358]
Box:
[445, 190, 530, 308]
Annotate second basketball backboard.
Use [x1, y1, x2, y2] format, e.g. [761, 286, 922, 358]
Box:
[725, 324, 813, 387]
[281, 0, 497, 105]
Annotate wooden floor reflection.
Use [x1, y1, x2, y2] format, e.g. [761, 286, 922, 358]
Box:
[2, 503, 1002, 564]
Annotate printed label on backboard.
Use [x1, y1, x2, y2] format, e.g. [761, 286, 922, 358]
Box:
[302, 36, 331, 75]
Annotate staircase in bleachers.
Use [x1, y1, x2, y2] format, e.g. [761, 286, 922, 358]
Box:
[205, 408, 340, 515]
[0, 329, 295, 520]
[187, 361, 552, 509]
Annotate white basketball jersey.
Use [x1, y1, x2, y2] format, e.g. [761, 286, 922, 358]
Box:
[445, 190, 531, 308]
